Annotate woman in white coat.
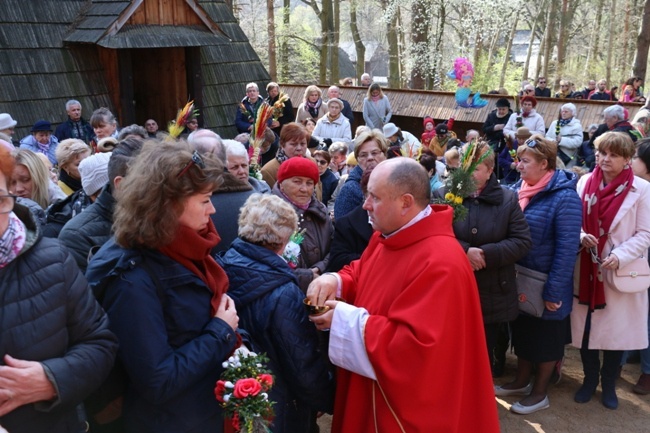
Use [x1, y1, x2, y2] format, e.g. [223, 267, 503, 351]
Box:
[503, 95, 546, 140]
[546, 103, 584, 168]
[312, 98, 351, 147]
[571, 131, 650, 410]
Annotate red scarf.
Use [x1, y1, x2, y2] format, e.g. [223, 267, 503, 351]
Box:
[518, 170, 554, 210]
[578, 165, 634, 310]
[159, 219, 228, 316]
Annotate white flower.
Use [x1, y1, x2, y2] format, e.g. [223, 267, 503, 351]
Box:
[222, 361, 229, 368]
[228, 356, 235, 363]
[284, 241, 301, 257]
[261, 393, 268, 400]
[223, 394, 231, 402]
[225, 381, 234, 388]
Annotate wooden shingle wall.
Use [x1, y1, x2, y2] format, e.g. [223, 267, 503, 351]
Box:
[279, 84, 642, 134]
[0, 0, 113, 139]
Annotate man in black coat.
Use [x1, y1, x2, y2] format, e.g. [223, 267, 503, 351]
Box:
[54, 99, 94, 144]
[58, 138, 143, 273]
[534, 77, 551, 98]
[482, 98, 513, 178]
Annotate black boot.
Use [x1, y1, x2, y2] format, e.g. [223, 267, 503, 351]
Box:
[601, 350, 623, 409]
[492, 323, 510, 378]
[575, 348, 600, 403]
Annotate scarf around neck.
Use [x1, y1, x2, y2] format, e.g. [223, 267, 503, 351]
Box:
[59, 168, 83, 192]
[578, 165, 634, 311]
[0, 212, 26, 268]
[37, 139, 50, 155]
[559, 118, 572, 127]
[306, 98, 322, 118]
[518, 170, 554, 210]
[158, 219, 228, 316]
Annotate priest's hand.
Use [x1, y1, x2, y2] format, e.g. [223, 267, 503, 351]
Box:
[307, 273, 338, 306]
[309, 300, 339, 331]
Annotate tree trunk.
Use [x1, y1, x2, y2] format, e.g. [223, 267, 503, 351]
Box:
[555, 0, 569, 83]
[584, 0, 605, 74]
[500, 15, 519, 88]
[632, 0, 650, 81]
[386, 4, 400, 88]
[410, 0, 429, 89]
[485, 32, 500, 86]
[542, 1, 557, 89]
[349, 0, 365, 83]
[431, 2, 446, 89]
[267, 0, 277, 81]
[280, 0, 290, 80]
[332, 0, 340, 83]
[522, 12, 539, 80]
[606, 0, 617, 84]
[621, 0, 631, 76]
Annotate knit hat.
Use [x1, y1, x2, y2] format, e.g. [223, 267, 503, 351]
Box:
[435, 123, 448, 135]
[31, 120, 52, 132]
[79, 151, 112, 196]
[277, 157, 319, 184]
[326, 98, 343, 109]
[423, 116, 434, 128]
[383, 123, 399, 138]
[0, 113, 17, 130]
[495, 98, 510, 108]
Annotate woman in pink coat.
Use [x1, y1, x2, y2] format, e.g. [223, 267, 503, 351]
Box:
[571, 131, 650, 410]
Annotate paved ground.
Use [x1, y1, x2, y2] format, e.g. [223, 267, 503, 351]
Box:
[317, 345, 649, 432]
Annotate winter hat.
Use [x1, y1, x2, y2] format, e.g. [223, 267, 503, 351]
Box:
[326, 98, 344, 109]
[495, 98, 511, 108]
[515, 127, 532, 141]
[31, 120, 52, 132]
[0, 113, 17, 130]
[423, 116, 434, 128]
[435, 123, 448, 135]
[277, 157, 319, 184]
[383, 123, 399, 138]
[79, 151, 112, 196]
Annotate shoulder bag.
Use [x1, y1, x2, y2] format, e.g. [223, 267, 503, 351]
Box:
[515, 264, 547, 317]
[605, 255, 650, 293]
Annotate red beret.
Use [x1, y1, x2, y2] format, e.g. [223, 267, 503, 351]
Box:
[277, 157, 319, 184]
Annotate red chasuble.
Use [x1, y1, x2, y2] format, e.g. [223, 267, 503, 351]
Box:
[334, 205, 500, 433]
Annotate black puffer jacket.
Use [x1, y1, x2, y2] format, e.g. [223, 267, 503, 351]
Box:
[0, 204, 118, 433]
[218, 239, 334, 433]
[435, 174, 532, 323]
[58, 185, 115, 273]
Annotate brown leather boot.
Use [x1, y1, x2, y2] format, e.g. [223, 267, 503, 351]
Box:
[633, 373, 650, 395]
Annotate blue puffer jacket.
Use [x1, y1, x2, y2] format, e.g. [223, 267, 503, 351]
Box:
[86, 239, 237, 433]
[509, 170, 582, 320]
[334, 165, 364, 220]
[218, 239, 334, 433]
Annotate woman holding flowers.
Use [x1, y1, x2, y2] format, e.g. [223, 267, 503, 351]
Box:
[219, 194, 335, 433]
[495, 135, 582, 414]
[86, 140, 239, 433]
[503, 95, 546, 142]
[545, 103, 584, 168]
[435, 141, 532, 377]
[266, 82, 294, 136]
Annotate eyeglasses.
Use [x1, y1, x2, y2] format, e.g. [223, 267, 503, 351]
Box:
[357, 150, 383, 160]
[315, 159, 328, 166]
[538, 81, 546, 84]
[0, 194, 16, 214]
[177, 150, 205, 178]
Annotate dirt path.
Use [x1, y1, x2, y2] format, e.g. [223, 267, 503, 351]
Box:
[317, 346, 649, 432]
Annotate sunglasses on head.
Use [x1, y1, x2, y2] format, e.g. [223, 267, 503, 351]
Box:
[524, 138, 538, 148]
[177, 150, 205, 178]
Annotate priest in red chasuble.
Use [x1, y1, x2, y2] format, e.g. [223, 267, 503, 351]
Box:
[308, 158, 500, 432]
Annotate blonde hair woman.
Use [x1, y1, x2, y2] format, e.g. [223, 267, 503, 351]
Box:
[11, 149, 64, 209]
[55, 138, 90, 195]
[296, 85, 327, 124]
[362, 83, 392, 129]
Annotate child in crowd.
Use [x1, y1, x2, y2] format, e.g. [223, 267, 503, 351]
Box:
[421, 116, 436, 149]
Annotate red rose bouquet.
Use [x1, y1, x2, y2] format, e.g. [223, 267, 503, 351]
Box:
[215, 349, 274, 433]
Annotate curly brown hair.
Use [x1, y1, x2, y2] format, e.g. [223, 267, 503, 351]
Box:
[113, 140, 224, 249]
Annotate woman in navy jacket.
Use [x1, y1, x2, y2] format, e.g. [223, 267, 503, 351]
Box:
[86, 141, 239, 433]
[495, 135, 582, 415]
[219, 194, 334, 433]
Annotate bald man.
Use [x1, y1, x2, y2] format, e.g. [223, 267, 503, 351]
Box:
[307, 158, 499, 433]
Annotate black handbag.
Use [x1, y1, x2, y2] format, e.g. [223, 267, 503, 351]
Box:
[515, 264, 547, 317]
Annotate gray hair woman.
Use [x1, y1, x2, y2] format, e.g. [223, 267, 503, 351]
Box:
[545, 102, 583, 168]
[218, 193, 334, 433]
[55, 138, 90, 195]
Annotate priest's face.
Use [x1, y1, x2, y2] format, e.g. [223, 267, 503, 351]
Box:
[363, 164, 404, 235]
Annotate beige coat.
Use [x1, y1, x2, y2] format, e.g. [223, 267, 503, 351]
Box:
[571, 174, 650, 350]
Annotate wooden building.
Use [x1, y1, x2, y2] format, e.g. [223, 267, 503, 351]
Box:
[0, 0, 269, 138]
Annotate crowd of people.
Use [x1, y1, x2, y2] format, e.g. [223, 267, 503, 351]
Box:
[0, 72, 649, 433]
